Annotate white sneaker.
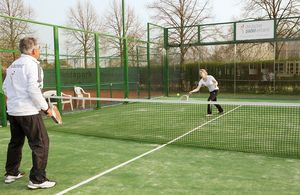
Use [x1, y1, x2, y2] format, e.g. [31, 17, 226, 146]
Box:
[206, 114, 213, 117]
[4, 172, 25, 184]
[28, 180, 56, 189]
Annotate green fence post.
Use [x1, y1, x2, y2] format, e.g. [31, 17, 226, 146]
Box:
[197, 25, 201, 44]
[147, 23, 151, 99]
[163, 28, 169, 97]
[136, 46, 140, 67]
[136, 46, 140, 98]
[0, 61, 7, 127]
[273, 18, 277, 94]
[233, 22, 237, 95]
[94, 33, 101, 109]
[123, 38, 129, 98]
[53, 26, 62, 113]
[122, 0, 126, 38]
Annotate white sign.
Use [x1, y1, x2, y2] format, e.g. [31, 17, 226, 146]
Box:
[236, 20, 274, 41]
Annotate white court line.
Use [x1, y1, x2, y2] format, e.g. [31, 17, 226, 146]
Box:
[56, 105, 242, 195]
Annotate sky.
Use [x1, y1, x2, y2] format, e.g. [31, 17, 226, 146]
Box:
[23, 0, 243, 26]
[21, 0, 244, 54]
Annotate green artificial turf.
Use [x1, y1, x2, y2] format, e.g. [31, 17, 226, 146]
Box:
[0, 100, 299, 194]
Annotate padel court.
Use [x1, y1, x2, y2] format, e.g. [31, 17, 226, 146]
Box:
[0, 9, 299, 195]
[1, 97, 300, 195]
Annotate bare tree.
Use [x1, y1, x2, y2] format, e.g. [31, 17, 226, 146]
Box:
[243, 0, 300, 59]
[66, 0, 100, 68]
[211, 43, 274, 63]
[148, 0, 211, 90]
[148, 0, 211, 67]
[0, 0, 34, 59]
[103, 0, 144, 66]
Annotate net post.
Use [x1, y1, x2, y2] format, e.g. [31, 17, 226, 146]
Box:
[0, 60, 7, 127]
[123, 38, 129, 98]
[137, 82, 140, 98]
[163, 28, 169, 97]
[94, 33, 101, 109]
[53, 26, 62, 113]
[147, 23, 151, 99]
[110, 83, 113, 98]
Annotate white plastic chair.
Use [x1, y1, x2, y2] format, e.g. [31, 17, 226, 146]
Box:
[43, 90, 73, 111]
[74, 86, 91, 109]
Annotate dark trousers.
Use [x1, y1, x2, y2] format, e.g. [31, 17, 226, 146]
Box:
[5, 114, 49, 184]
[207, 90, 223, 114]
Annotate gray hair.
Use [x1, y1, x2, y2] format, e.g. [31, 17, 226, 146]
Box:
[19, 37, 38, 54]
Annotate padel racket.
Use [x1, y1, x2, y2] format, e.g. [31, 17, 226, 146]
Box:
[180, 94, 190, 101]
[49, 104, 62, 124]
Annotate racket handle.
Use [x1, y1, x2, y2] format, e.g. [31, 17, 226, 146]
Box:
[42, 107, 50, 115]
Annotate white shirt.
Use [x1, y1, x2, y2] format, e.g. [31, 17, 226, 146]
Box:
[3, 54, 48, 116]
[198, 75, 219, 92]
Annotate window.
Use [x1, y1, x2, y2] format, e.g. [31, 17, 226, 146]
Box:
[290, 65, 294, 74]
[249, 64, 257, 75]
[287, 62, 294, 74]
[249, 64, 256, 70]
[276, 63, 284, 73]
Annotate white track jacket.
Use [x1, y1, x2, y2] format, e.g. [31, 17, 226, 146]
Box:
[3, 54, 48, 116]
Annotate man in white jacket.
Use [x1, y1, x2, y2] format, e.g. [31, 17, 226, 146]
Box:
[3, 37, 56, 189]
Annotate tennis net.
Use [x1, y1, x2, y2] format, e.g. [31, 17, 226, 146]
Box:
[47, 96, 300, 158]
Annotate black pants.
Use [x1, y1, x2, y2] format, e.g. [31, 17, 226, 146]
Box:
[207, 90, 223, 114]
[5, 114, 49, 184]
